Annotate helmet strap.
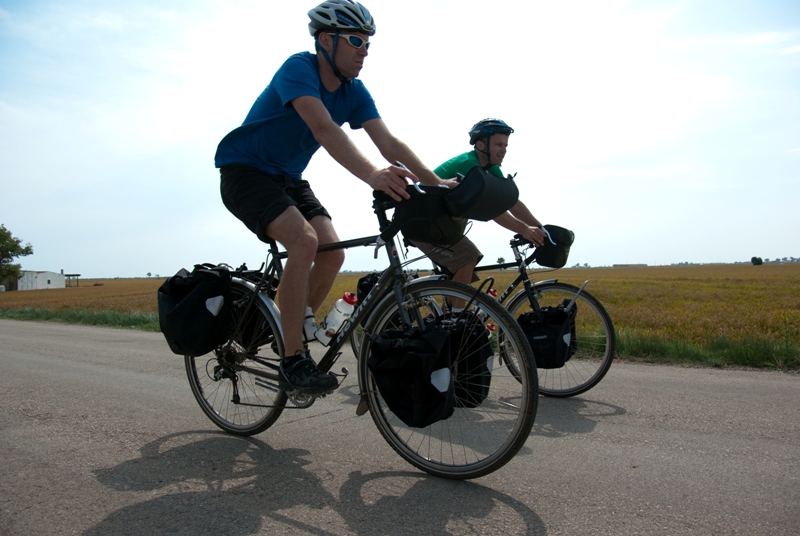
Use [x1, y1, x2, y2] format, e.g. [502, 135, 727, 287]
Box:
[476, 138, 492, 168]
[316, 31, 352, 84]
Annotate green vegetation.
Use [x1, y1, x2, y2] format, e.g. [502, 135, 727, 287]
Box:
[0, 307, 159, 331]
[0, 224, 33, 283]
[616, 331, 799, 370]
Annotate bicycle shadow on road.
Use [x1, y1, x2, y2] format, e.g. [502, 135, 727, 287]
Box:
[531, 396, 626, 439]
[89, 430, 544, 535]
[337, 470, 545, 535]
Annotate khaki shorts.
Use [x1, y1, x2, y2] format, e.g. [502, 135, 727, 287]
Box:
[413, 237, 483, 282]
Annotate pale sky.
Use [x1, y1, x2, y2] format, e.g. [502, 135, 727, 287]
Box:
[1, 0, 798, 278]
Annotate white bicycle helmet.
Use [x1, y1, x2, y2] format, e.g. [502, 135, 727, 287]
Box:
[308, 0, 376, 37]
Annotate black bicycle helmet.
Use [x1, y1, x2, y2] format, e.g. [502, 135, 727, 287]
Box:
[468, 118, 514, 145]
[308, 0, 376, 37]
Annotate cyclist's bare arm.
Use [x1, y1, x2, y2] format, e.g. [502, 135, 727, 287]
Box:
[494, 210, 546, 246]
[508, 199, 543, 228]
[363, 118, 458, 188]
[292, 96, 411, 201]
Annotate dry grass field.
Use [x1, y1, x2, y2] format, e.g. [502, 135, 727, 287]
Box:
[2, 263, 798, 367]
[333, 263, 800, 345]
[0, 277, 163, 314]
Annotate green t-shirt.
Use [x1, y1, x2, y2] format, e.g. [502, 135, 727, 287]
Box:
[433, 150, 504, 180]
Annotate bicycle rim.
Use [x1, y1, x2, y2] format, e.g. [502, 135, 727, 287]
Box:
[506, 282, 615, 397]
[359, 280, 537, 480]
[185, 280, 287, 435]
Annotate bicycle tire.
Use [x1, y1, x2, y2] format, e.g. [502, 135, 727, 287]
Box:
[349, 325, 365, 359]
[358, 280, 537, 480]
[185, 279, 287, 436]
[505, 282, 615, 398]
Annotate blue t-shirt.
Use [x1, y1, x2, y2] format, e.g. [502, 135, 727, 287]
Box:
[214, 52, 380, 179]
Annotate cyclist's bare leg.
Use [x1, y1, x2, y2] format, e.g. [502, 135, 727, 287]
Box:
[265, 206, 318, 357]
[306, 215, 345, 313]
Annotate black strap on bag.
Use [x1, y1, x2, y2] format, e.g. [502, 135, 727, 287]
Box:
[517, 299, 578, 369]
[367, 325, 455, 428]
[157, 264, 232, 357]
[448, 312, 494, 408]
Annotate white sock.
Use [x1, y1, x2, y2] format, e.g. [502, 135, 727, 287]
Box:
[304, 307, 316, 339]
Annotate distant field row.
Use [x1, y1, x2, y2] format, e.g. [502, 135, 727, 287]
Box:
[2, 264, 798, 369]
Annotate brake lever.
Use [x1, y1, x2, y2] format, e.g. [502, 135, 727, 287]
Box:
[395, 161, 426, 194]
[542, 226, 557, 246]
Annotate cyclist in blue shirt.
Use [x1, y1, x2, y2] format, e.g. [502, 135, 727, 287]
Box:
[215, 0, 454, 396]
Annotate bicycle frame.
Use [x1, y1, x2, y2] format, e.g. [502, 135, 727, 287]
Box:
[439, 236, 557, 312]
[228, 193, 440, 381]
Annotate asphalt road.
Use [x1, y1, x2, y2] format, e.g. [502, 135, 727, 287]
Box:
[1, 319, 798, 535]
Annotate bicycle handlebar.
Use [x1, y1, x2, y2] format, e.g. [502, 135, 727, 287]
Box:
[512, 227, 557, 249]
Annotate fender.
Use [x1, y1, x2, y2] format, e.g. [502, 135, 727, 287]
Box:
[232, 276, 283, 343]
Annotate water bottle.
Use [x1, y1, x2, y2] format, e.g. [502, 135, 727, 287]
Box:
[315, 292, 357, 346]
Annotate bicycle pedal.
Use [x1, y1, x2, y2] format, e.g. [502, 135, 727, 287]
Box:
[287, 391, 316, 408]
[330, 367, 349, 380]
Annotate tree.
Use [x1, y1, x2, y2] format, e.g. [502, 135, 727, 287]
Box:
[497, 257, 505, 270]
[0, 224, 33, 282]
[751, 256, 763, 266]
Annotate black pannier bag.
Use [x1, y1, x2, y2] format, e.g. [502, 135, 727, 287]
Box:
[157, 264, 232, 357]
[534, 225, 575, 269]
[448, 313, 494, 408]
[356, 271, 381, 306]
[444, 165, 520, 221]
[356, 271, 386, 327]
[517, 299, 578, 369]
[367, 325, 455, 428]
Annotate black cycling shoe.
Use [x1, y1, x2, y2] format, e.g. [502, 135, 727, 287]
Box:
[278, 353, 338, 395]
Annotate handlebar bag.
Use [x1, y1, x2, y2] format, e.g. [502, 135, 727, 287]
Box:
[381, 184, 468, 247]
[367, 324, 455, 428]
[157, 264, 232, 357]
[517, 299, 578, 369]
[444, 166, 520, 221]
[534, 225, 575, 269]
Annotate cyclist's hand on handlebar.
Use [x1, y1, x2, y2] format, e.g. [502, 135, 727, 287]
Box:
[438, 178, 460, 189]
[366, 165, 415, 201]
[522, 226, 547, 247]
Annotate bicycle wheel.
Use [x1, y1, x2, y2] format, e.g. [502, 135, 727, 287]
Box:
[505, 282, 615, 398]
[349, 324, 365, 359]
[358, 280, 537, 480]
[185, 279, 287, 436]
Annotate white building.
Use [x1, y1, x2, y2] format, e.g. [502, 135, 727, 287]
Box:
[18, 271, 65, 291]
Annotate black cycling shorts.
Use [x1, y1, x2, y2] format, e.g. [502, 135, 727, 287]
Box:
[220, 164, 331, 243]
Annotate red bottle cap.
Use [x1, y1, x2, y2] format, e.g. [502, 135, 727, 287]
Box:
[343, 292, 357, 305]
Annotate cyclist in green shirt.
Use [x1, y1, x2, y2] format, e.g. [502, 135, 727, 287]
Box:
[414, 119, 546, 299]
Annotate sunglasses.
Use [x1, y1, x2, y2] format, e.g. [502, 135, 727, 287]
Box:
[327, 33, 370, 50]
